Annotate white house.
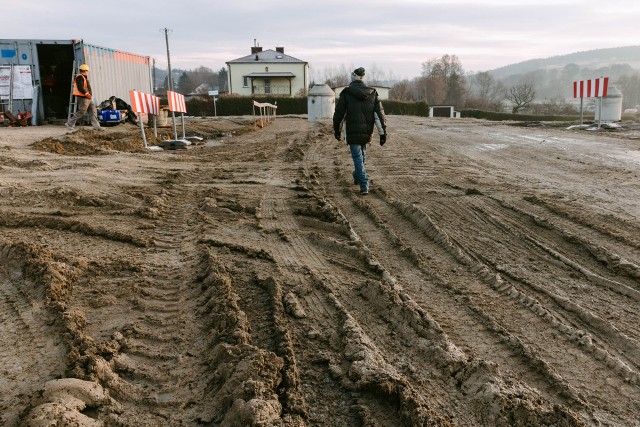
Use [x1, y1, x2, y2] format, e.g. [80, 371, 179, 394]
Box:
[226, 45, 309, 97]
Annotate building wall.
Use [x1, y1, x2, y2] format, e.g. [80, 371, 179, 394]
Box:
[82, 44, 152, 103]
[228, 62, 308, 96]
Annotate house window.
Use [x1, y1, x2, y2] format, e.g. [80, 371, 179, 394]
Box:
[243, 76, 249, 87]
[264, 79, 271, 94]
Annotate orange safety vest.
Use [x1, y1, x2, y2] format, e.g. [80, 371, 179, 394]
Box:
[72, 74, 90, 97]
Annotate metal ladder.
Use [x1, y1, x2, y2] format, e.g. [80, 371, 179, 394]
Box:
[67, 61, 79, 122]
[0, 63, 15, 117]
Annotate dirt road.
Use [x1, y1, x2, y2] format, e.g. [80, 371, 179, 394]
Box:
[1, 116, 639, 426]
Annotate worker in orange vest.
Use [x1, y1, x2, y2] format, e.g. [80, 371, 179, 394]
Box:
[65, 64, 103, 131]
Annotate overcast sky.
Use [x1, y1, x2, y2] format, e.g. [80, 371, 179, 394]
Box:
[6, 0, 639, 80]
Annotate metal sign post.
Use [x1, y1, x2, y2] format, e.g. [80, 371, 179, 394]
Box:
[579, 97, 584, 125]
[598, 96, 603, 129]
[139, 117, 148, 148]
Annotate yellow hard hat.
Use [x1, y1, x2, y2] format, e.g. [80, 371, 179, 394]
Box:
[79, 64, 90, 71]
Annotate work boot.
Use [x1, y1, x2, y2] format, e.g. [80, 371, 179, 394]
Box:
[65, 122, 75, 130]
[359, 188, 369, 195]
[93, 126, 105, 132]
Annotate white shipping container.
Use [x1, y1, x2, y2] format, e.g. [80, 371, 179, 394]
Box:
[0, 39, 153, 124]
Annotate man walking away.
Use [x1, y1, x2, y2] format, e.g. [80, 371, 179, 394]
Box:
[65, 64, 103, 131]
[333, 67, 387, 195]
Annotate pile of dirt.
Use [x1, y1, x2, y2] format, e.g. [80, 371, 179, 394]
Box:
[31, 130, 146, 155]
[29, 118, 259, 155]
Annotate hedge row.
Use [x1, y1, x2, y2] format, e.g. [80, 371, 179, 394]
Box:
[186, 96, 306, 116]
[460, 109, 585, 122]
[185, 97, 593, 122]
[185, 96, 430, 118]
[382, 100, 430, 117]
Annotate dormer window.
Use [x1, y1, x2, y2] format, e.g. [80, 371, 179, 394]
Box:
[265, 67, 269, 72]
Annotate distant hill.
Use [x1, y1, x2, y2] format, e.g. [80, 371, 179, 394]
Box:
[476, 46, 640, 106]
[488, 46, 640, 79]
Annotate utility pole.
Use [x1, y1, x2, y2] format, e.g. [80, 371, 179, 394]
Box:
[152, 58, 156, 93]
[163, 27, 178, 139]
[163, 28, 174, 91]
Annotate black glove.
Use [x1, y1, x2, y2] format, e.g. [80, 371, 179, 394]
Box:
[335, 130, 341, 141]
[380, 133, 387, 146]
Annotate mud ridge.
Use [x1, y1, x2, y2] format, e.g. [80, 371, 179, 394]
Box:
[499, 197, 640, 282]
[0, 239, 124, 424]
[522, 195, 640, 250]
[199, 237, 277, 262]
[196, 250, 290, 425]
[0, 211, 148, 247]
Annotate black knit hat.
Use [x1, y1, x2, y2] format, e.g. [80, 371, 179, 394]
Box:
[353, 67, 365, 77]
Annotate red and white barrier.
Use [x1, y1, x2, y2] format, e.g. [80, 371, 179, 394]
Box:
[167, 90, 187, 113]
[129, 90, 160, 115]
[573, 77, 609, 98]
[128, 90, 162, 150]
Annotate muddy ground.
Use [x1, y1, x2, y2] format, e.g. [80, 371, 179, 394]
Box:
[1, 115, 639, 426]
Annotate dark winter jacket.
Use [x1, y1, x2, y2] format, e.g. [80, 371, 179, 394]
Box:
[333, 80, 386, 145]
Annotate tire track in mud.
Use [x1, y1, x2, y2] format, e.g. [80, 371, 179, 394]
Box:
[380, 185, 639, 422]
[263, 134, 585, 425]
[307, 126, 640, 425]
[89, 176, 220, 425]
[338, 183, 582, 405]
[471, 197, 640, 350]
[395, 186, 640, 376]
[253, 129, 448, 425]
[18, 167, 231, 424]
[0, 241, 67, 426]
[402, 185, 640, 339]
[259, 187, 445, 426]
[305, 128, 640, 425]
[255, 133, 369, 425]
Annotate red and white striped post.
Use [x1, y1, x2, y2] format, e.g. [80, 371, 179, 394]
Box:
[573, 77, 609, 126]
[167, 90, 187, 141]
[129, 90, 161, 150]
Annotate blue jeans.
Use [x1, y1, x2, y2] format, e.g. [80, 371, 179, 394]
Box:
[350, 144, 368, 191]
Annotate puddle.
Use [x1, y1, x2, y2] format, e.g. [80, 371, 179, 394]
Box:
[475, 143, 508, 151]
[155, 392, 174, 402]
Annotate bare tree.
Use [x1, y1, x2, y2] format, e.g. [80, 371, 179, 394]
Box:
[421, 54, 466, 105]
[318, 64, 352, 88]
[505, 83, 536, 113]
[366, 63, 382, 85]
[466, 71, 505, 111]
[389, 79, 413, 101]
[617, 73, 640, 109]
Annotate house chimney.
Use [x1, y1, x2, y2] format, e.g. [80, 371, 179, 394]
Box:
[276, 47, 284, 54]
[251, 46, 263, 54]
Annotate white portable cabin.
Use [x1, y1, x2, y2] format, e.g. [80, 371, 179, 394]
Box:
[594, 86, 623, 122]
[0, 39, 153, 125]
[307, 84, 335, 122]
[429, 105, 461, 118]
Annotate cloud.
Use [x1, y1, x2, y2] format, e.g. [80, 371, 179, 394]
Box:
[3, 0, 640, 78]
